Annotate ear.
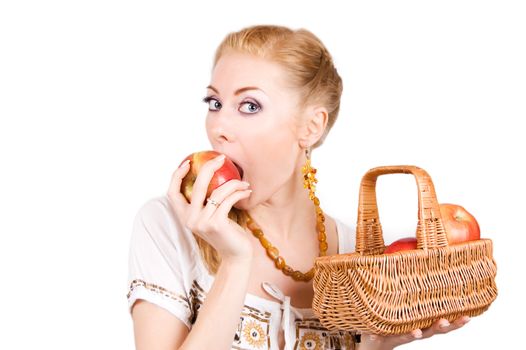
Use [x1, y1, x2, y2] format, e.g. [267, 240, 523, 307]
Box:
[298, 106, 329, 149]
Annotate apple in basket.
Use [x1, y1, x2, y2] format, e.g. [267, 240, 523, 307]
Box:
[440, 203, 481, 245]
[180, 150, 242, 203]
[383, 237, 418, 254]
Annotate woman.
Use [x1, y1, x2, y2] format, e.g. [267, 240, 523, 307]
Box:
[127, 25, 470, 349]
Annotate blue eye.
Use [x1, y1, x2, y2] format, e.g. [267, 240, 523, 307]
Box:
[203, 97, 221, 111]
[239, 101, 261, 114]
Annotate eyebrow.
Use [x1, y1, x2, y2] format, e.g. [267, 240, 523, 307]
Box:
[206, 85, 265, 96]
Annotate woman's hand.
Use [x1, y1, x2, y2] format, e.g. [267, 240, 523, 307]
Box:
[358, 316, 471, 350]
[167, 154, 253, 262]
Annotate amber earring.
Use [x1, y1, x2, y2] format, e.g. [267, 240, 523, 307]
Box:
[301, 148, 328, 258]
[302, 148, 318, 200]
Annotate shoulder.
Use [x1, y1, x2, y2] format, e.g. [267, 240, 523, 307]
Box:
[128, 196, 207, 290]
[134, 195, 175, 225]
[131, 195, 197, 257]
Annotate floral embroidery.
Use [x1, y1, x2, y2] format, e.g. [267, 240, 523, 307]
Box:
[128, 279, 355, 349]
[242, 320, 267, 348]
[233, 305, 271, 349]
[299, 331, 322, 350]
[294, 318, 355, 350]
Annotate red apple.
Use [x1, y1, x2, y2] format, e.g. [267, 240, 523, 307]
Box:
[180, 150, 242, 204]
[439, 203, 480, 245]
[384, 237, 418, 254]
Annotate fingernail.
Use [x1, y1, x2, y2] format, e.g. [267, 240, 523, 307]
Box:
[463, 316, 471, 324]
[179, 159, 190, 168]
[216, 154, 226, 161]
[242, 181, 251, 187]
[440, 320, 450, 328]
[369, 335, 377, 341]
[413, 329, 422, 338]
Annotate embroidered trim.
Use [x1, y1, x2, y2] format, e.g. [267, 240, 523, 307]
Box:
[188, 280, 206, 324]
[233, 304, 271, 349]
[242, 320, 267, 348]
[128, 279, 356, 349]
[243, 305, 272, 322]
[299, 331, 322, 350]
[294, 318, 356, 350]
[127, 279, 189, 309]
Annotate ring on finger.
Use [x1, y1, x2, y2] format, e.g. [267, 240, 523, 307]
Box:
[207, 198, 220, 207]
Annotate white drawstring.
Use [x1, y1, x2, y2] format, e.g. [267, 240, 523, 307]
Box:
[261, 282, 303, 333]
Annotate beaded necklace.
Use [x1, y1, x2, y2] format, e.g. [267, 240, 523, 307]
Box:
[244, 157, 327, 282]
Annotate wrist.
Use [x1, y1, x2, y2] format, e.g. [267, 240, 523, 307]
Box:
[220, 243, 254, 266]
[220, 254, 253, 270]
[216, 256, 253, 292]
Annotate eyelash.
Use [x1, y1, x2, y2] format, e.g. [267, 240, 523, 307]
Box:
[202, 96, 262, 114]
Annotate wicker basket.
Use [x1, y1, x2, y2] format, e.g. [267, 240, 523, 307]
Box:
[312, 165, 497, 335]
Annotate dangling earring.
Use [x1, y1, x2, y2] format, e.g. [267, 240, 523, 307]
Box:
[302, 147, 328, 256]
[302, 148, 318, 200]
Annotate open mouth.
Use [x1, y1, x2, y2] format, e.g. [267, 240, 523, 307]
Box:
[233, 162, 244, 179]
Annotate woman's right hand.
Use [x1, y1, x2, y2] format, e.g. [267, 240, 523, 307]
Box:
[166, 154, 254, 262]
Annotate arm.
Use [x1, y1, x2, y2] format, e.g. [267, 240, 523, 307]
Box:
[132, 300, 188, 350]
[131, 257, 252, 350]
[179, 257, 252, 349]
[130, 155, 253, 350]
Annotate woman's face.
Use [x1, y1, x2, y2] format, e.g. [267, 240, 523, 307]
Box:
[205, 51, 306, 209]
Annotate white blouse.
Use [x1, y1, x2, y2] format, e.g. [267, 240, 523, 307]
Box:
[127, 196, 357, 349]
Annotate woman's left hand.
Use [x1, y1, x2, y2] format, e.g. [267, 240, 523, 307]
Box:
[358, 316, 471, 350]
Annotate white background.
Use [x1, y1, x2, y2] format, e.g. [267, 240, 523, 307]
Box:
[1, 0, 524, 349]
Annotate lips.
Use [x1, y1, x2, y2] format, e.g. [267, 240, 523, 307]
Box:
[233, 162, 244, 179]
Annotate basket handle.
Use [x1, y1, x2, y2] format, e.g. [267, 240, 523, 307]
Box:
[355, 165, 448, 255]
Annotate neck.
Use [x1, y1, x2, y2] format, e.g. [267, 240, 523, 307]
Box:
[247, 167, 317, 241]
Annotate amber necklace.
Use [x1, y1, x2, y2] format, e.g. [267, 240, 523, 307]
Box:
[245, 156, 328, 282]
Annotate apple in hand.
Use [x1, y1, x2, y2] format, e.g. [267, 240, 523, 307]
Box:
[439, 203, 480, 245]
[180, 150, 242, 204]
[384, 237, 418, 254]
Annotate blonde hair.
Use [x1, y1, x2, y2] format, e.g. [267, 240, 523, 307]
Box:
[198, 25, 343, 274]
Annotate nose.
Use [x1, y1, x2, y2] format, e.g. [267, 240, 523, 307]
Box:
[206, 110, 234, 145]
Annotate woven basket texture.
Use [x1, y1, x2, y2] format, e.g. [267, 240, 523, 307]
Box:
[312, 166, 497, 335]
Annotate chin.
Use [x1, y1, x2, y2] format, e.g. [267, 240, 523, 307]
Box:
[233, 196, 252, 211]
